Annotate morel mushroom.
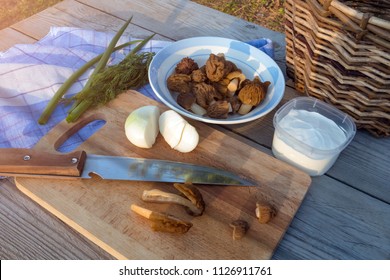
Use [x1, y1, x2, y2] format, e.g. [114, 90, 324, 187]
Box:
[224, 60, 238, 74]
[173, 183, 205, 216]
[207, 100, 230, 119]
[175, 57, 199, 75]
[225, 71, 246, 97]
[141, 188, 204, 216]
[167, 74, 192, 94]
[255, 202, 276, 224]
[191, 68, 207, 83]
[192, 82, 222, 109]
[237, 76, 270, 114]
[229, 95, 242, 114]
[131, 204, 192, 233]
[213, 81, 228, 96]
[205, 53, 228, 82]
[177, 92, 207, 116]
[177, 92, 196, 110]
[229, 220, 249, 240]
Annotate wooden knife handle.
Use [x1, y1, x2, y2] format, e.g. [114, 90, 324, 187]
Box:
[0, 148, 86, 177]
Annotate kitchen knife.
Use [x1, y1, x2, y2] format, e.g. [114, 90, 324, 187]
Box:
[0, 148, 255, 186]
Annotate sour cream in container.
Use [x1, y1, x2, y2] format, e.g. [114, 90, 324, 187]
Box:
[272, 97, 356, 176]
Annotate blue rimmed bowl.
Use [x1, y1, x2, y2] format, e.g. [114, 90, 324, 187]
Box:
[148, 37, 285, 124]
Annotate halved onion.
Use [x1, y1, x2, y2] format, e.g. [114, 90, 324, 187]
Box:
[125, 105, 160, 148]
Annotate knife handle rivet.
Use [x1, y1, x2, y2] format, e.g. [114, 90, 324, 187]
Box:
[23, 155, 31, 161]
[71, 158, 78, 164]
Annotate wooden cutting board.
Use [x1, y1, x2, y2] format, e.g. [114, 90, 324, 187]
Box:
[14, 90, 311, 260]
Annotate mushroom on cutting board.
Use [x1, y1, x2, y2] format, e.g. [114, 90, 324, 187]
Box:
[255, 202, 276, 224]
[229, 220, 249, 240]
[131, 204, 192, 233]
[173, 183, 205, 216]
[141, 184, 205, 217]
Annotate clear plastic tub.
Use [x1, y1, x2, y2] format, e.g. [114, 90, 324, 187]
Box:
[272, 97, 356, 176]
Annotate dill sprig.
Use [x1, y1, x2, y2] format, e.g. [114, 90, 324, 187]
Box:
[65, 51, 154, 122]
[65, 33, 155, 123]
[88, 52, 154, 105]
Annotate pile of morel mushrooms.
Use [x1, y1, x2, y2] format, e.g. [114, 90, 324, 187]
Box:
[167, 54, 271, 119]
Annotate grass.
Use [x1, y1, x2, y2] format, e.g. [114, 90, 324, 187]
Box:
[0, 0, 285, 32]
[0, 0, 62, 29]
[192, 0, 285, 32]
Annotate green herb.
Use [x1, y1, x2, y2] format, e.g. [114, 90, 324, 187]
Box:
[37, 40, 140, 125]
[38, 16, 155, 124]
[66, 34, 155, 122]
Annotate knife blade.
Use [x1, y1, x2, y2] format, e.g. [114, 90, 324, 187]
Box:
[0, 148, 255, 186]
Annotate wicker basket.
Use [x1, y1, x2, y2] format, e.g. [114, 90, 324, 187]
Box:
[285, 0, 390, 137]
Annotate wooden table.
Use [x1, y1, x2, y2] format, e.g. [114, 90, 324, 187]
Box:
[0, 0, 389, 260]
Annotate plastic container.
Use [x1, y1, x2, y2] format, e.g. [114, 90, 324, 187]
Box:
[272, 97, 356, 176]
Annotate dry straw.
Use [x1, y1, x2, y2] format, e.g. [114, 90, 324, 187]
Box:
[285, 0, 390, 137]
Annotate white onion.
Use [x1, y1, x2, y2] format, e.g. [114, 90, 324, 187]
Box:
[125, 105, 160, 148]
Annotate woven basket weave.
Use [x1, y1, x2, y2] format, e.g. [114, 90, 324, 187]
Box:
[285, 0, 390, 137]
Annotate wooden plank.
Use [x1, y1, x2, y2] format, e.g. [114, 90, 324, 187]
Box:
[77, 0, 287, 74]
[7, 0, 285, 65]
[0, 178, 114, 259]
[10, 0, 169, 42]
[274, 175, 390, 260]
[327, 131, 390, 204]
[0, 28, 36, 51]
